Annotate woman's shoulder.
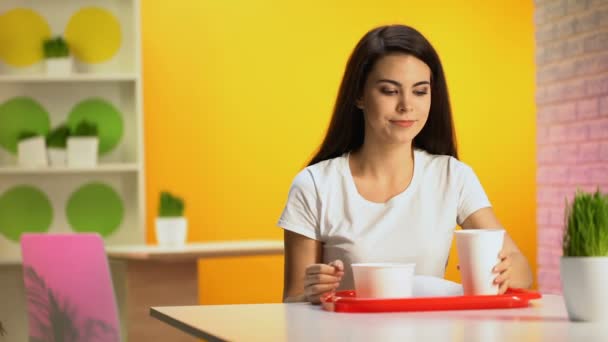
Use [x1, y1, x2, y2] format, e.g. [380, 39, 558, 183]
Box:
[291, 154, 347, 188]
[307, 153, 347, 172]
[416, 149, 473, 175]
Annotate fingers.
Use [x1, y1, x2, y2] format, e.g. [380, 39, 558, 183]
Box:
[498, 278, 510, 294]
[304, 260, 344, 304]
[493, 266, 511, 285]
[493, 254, 511, 293]
[493, 260, 511, 274]
[493, 254, 512, 274]
[305, 283, 340, 297]
[329, 259, 344, 272]
[498, 250, 507, 259]
[303, 273, 341, 288]
[306, 260, 344, 276]
[305, 279, 341, 304]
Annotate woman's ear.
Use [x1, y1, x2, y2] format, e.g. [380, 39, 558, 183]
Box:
[355, 98, 364, 110]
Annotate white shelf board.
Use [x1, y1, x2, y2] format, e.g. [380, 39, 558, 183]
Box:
[0, 73, 139, 83]
[0, 163, 140, 175]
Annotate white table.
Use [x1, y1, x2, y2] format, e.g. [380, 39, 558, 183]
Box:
[150, 295, 608, 342]
[107, 240, 283, 342]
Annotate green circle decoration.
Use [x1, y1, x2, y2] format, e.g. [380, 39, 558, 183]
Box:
[67, 98, 123, 155]
[0, 97, 50, 154]
[66, 182, 123, 236]
[0, 185, 53, 242]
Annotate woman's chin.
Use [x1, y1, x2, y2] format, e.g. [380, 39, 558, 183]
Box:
[387, 136, 415, 145]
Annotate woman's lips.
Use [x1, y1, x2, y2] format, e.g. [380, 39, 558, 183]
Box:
[390, 120, 416, 127]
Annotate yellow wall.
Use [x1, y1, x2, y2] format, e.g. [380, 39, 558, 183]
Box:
[142, 0, 537, 304]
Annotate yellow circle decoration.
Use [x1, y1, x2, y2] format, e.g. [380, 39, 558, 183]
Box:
[0, 8, 51, 67]
[65, 7, 122, 64]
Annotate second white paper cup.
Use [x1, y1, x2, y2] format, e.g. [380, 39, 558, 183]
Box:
[352, 262, 415, 298]
[455, 229, 505, 295]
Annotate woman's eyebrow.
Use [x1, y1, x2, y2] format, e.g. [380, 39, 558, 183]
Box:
[376, 79, 430, 87]
[412, 81, 431, 87]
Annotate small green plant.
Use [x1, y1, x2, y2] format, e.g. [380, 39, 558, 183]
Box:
[18, 131, 40, 142]
[71, 120, 98, 137]
[43, 36, 70, 59]
[563, 189, 608, 257]
[159, 191, 185, 217]
[46, 124, 70, 148]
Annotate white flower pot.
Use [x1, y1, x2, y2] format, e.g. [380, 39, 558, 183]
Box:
[155, 217, 188, 247]
[17, 137, 48, 167]
[560, 257, 608, 322]
[47, 147, 67, 167]
[67, 137, 98, 168]
[45, 57, 72, 75]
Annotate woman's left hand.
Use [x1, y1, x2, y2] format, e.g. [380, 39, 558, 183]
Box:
[493, 250, 512, 294]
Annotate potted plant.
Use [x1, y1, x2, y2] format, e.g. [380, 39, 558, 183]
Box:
[43, 36, 72, 75]
[46, 124, 70, 167]
[67, 120, 98, 167]
[156, 191, 187, 247]
[560, 189, 608, 322]
[17, 131, 48, 167]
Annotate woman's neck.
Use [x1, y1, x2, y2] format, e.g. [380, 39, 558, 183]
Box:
[350, 141, 414, 182]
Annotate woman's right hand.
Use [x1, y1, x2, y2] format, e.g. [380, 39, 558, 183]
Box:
[303, 259, 344, 304]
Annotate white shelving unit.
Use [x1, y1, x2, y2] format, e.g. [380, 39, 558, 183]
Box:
[0, 2, 145, 340]
[0, 163, 139, 175]
[0, 73, 139, 83]
[0, 0, 145, 259]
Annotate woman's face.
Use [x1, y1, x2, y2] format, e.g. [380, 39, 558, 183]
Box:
[357, 53, 431, 146]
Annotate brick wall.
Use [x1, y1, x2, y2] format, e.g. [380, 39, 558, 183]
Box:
[535, 0, 608, 293]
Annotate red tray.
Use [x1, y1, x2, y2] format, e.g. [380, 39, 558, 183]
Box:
[321, 288, 542, 313]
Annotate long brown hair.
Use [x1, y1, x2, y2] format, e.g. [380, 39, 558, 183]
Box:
[308, 25, 458, 166]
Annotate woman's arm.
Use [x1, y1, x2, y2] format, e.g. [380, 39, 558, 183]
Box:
[283, 230, 322, 302]
[283, 230, 343, 303]
[461, 207, 534, 290]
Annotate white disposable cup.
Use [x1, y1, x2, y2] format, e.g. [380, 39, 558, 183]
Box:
[455, 229, 505, 295]
[351, 263, 415, 298]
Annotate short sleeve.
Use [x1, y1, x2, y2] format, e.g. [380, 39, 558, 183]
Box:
[456, 163, 491, 226]
[277, 169, 320, 240]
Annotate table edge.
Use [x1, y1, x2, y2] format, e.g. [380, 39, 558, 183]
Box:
[149, 307, 228, 342]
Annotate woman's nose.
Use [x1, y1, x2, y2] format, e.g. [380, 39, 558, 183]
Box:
[397, 98, 413, 113]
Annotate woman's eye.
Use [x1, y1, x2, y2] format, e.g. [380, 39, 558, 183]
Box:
[381, 88, 398, 95]
[414, 90, 428, 96]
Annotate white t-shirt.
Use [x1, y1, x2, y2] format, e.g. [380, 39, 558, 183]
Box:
[277, 149, 491, 291]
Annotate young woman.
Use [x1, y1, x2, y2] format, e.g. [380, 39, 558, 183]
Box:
[278, 24, 533, 304]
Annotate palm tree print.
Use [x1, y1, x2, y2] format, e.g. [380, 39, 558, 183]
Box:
[23, 266, 119, 342]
